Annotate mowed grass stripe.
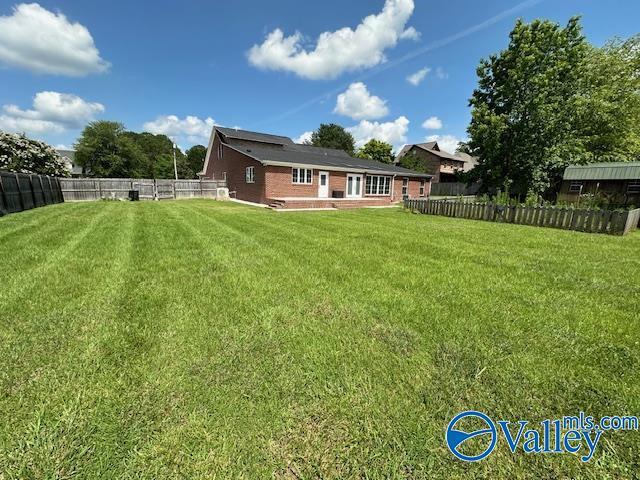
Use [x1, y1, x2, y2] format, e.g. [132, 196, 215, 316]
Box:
[0, 200, 639, 479]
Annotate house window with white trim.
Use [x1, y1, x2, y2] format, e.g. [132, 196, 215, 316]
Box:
[568, 182, 583, 193]
[292, 168, 312, 184]
[627, 181, 640, 194]
[218, 143, 223, 159]
[402, 177, 409, 197]
[419, 179, 426, 196]
[365, 175, 391, 195]
[245, 166, 255, 183]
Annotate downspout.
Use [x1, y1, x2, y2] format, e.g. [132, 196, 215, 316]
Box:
[391, 174, 396, 201]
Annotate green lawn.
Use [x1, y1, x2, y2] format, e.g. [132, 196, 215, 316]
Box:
[1, 200, 638, 479]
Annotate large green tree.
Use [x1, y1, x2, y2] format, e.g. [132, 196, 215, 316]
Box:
[311, 123, 355, 156]
[75, 121, 145, 178]
[75, 121, 199, 178]
[185, 145, 207, 177]
[467, 18, 640, 198]
[355, 139, 394, 164]
[0, 131, 69, 176]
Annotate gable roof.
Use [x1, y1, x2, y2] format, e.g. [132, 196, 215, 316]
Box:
[215, 126, 293, 145]
[396, 142, 465, 162]
[563, 162, 640, 181]
[202, 126, 431, 178]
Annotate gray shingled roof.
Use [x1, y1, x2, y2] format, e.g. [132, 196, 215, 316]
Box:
[216, 127, 293, 145]
[395, 142, 466, 163]
[228, 141, 431, 177]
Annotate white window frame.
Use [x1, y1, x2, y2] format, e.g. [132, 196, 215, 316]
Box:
[402, 177, 409, 197]
[292, 167, 313, 185]
[419, 179, 426, 197]
[568, 182, 583, 193]
[365, 175, 391, 196]
[627, 181, 640, 194]
[245, 166, 255, 183]
[221, 171, 227, 181]
[218, 143, 223, 159]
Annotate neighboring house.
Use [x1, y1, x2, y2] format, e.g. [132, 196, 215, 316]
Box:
[56, 149, 84, 177]
[200, 127, 432, 209]
[559, 161, 640, 206]
[395, 141, 468, 183]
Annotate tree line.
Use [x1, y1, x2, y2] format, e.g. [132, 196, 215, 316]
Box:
[466, 17, 640, 200]
[75, 121, 205, 179]
[3, 16, 637, 194]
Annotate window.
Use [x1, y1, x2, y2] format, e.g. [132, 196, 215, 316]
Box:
[402, 177, 409, 197]
[292, 168, 312, 184]
[365, 175, 391, 195]
[218, 143, 223, 159]
[419, 179, 426, 196]
[245, 166, 255, 183]
[568, 182, 583, 193]
[627, 181, 640, 194]
[221, 172, 227, 181]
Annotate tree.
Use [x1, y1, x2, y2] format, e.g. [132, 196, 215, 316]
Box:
[355, 139, 394, 164]
[186, 145, 207, 178]
[467, 17, 591, 198]
[311, 123, 355, 156]
[397, 153, 426, 173]
[75, 122, 197, 178]
[468, 18, 640, 199]
[578, 35, 640, 163]
[75, 121, 144, 177]
[0, 131, 69, 176]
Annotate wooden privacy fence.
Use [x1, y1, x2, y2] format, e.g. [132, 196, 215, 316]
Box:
[430, 182, 481, 197]
[59, 178, 226, 201]
[0, 170, 64, 216]
[404, 198, 640, 236]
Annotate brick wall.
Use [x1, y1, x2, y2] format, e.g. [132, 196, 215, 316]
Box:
[203, 135, 265, 203]
[265, 167, 352, 199]
[392, 176, 429, 201]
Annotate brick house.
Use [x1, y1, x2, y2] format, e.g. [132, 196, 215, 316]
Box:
[200, 127, 432, 209]
[395, 141, 467, 183]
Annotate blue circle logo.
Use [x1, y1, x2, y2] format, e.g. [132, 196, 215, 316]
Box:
[446, 411, 497, 462]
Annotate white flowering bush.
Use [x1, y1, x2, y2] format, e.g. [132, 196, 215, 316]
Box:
[0, 132, 70, 177]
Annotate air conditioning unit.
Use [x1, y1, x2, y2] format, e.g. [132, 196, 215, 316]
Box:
[216, 187, 229, 199]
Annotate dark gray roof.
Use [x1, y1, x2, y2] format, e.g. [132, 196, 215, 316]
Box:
[395, 142, 465, 162]
[56, 149, 83, 175]
[56, 149, 75, 160]
[229, 142, 431, 178]
[216, 127, 293, 145]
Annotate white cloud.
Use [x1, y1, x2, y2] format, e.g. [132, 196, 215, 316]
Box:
[426, 134, 463, 154]
[399, 26, 421, 41]
[406, 67, 430, 86]
[0, 91, 104, 135]
[422, 116, 442, 130]
[294, 131, 313, 144]
[247, 0, 416, 80]
[0, 3, 109, 76]
[143, 115, 217, 143]
[334, 82, 389, 120]
[435, 67, 448, 79]
[347, 116, 409, 150]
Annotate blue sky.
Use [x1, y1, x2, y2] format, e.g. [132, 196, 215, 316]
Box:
[0, 0, 638, 153]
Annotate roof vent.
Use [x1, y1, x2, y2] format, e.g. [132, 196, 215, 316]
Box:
[246, 149, 252, 152]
